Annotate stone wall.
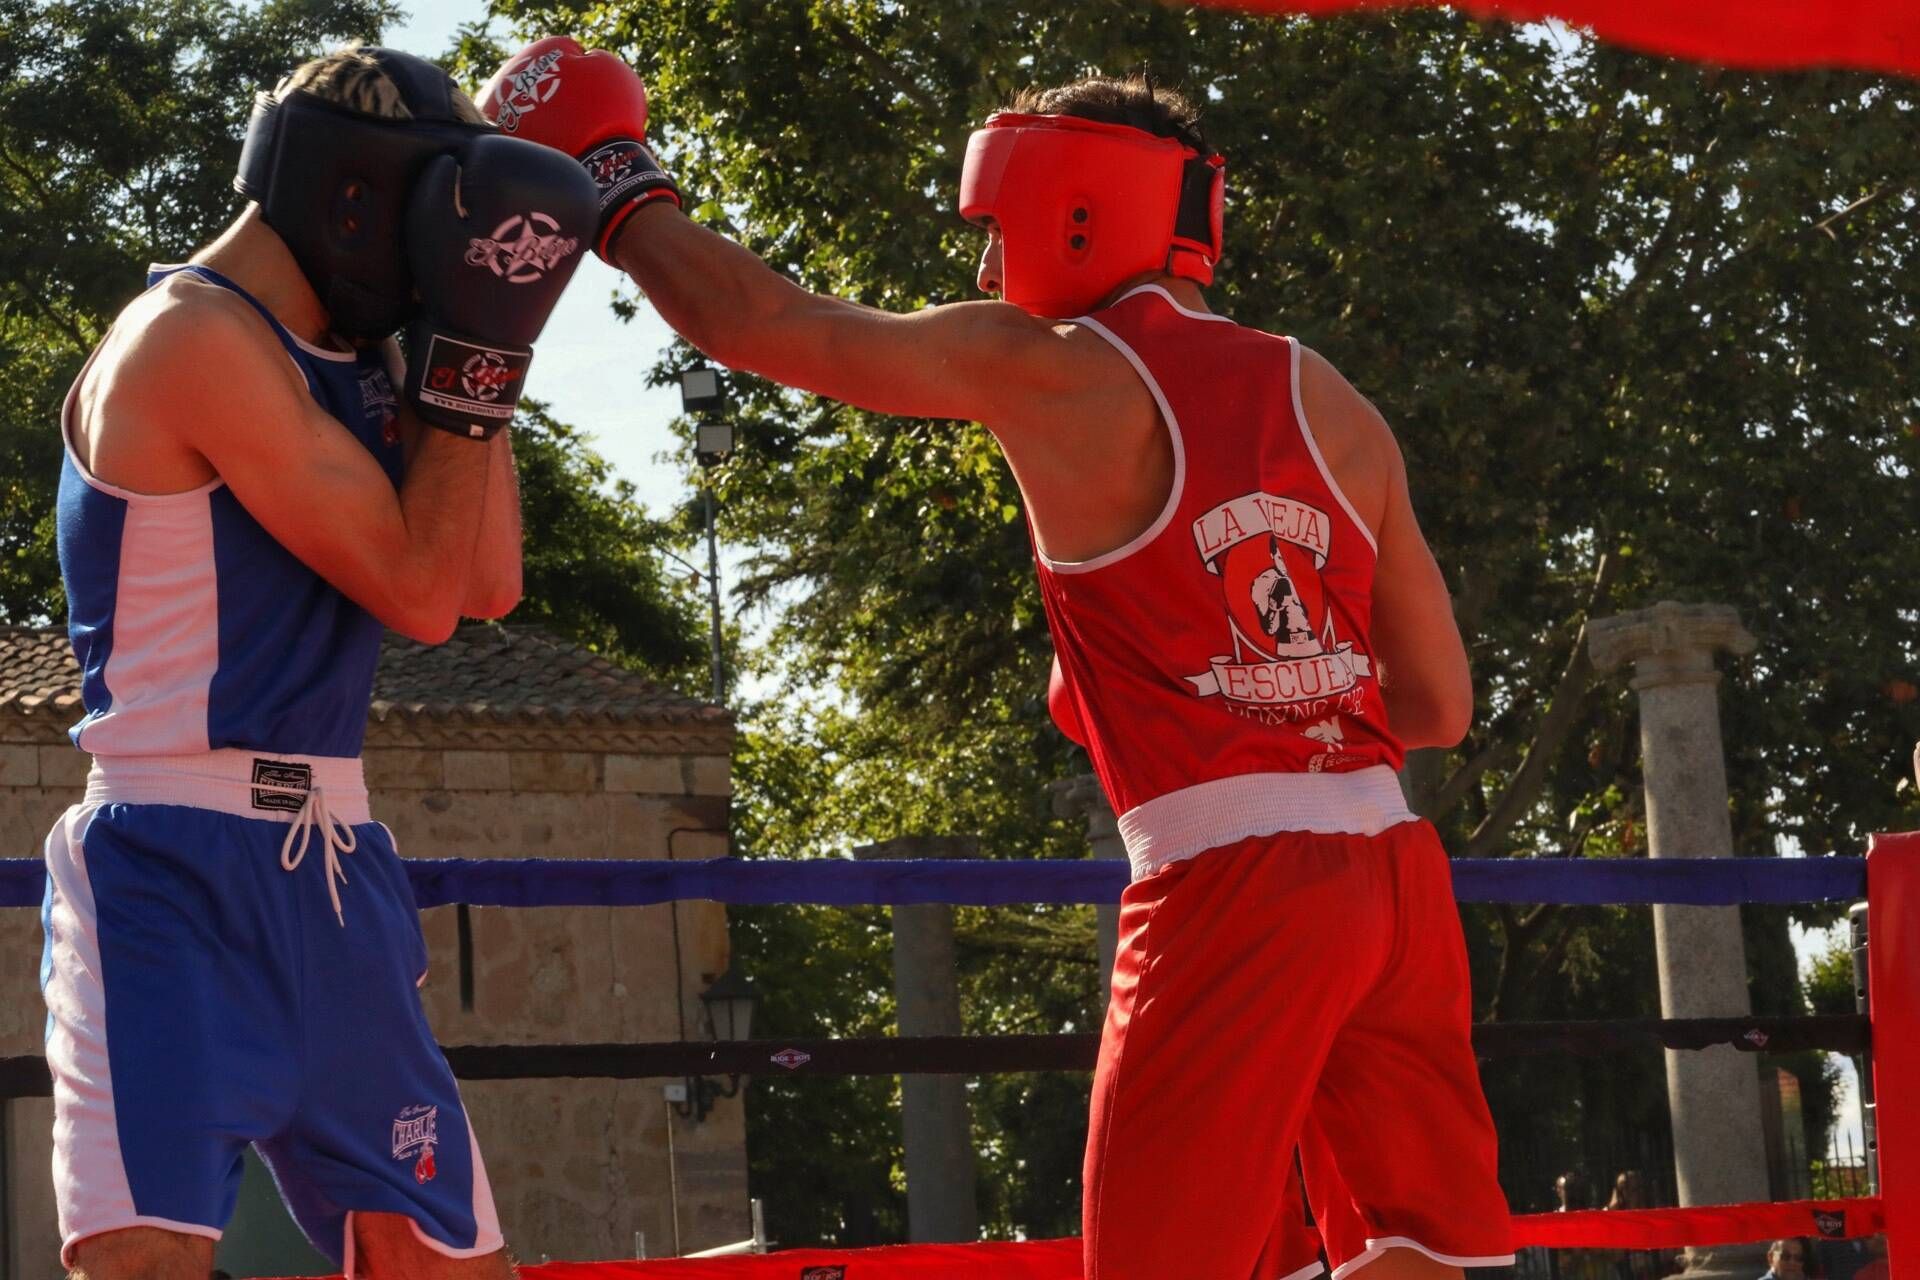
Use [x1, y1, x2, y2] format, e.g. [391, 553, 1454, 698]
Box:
[1, 714, 746, 1276]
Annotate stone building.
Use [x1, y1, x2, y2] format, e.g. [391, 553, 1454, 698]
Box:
[0, 625, 747, 1276]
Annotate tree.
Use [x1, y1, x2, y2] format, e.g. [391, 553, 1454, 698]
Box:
[497, 0, 1916, 1242]
[0, 0, 705, 678]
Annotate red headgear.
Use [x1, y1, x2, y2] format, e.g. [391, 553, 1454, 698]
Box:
[958, 112, 1225, 319]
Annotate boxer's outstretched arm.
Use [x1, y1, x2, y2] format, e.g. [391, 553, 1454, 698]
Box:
[609, 203, 1123, 436]
[116, 291, 492, 644]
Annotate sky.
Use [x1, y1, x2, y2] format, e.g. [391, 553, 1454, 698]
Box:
[387, 5, 688, 520]
[385, 0, 1869, 1159]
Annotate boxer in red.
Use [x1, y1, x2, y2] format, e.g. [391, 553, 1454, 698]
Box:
[482, 40, 1514, 1279]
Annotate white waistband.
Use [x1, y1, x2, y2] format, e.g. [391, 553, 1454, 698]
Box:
[83, 749, 370, 825]
[1117, 766, 1417, 881]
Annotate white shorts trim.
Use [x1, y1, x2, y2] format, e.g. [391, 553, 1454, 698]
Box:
[340, 1208, 507, 1278]
[44, 804, 146, 1266]
[1280, 1260, 1328, 1280]
[61, 1215, 225, 1267]
[1118, 766, 1416, 880]
[1331, 1236, 1517, 1280]
[84, 749, 369, 824]
[339, 1122, 504, 1277]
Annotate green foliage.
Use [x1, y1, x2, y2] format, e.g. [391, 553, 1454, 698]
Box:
[491, 0, 1916, 1243]
[1804, 930, 1860, 1016]
[512, 400, 708, 677]
[0, 0, 397, 619]
[0, 0, 704, 681]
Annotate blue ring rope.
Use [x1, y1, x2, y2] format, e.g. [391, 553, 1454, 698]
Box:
[0, 854, 1867, 911]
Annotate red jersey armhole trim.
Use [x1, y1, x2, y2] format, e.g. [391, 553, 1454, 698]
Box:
[1287, 338, 1378, 557]
[1034, 312, 1188, 575]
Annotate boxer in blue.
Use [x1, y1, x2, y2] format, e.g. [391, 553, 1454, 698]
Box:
[39, 46, 596, 1280]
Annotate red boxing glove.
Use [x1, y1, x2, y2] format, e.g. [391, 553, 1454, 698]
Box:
[478, 36, 681, 260]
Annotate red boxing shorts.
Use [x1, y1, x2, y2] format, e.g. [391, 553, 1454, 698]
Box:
[1082, 819, 1514, 1279]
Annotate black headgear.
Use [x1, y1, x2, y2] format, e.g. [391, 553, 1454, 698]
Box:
[234, 47, 493, 341]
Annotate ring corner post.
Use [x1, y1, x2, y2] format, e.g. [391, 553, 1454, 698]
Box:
[1867, 831, 1920, 1269]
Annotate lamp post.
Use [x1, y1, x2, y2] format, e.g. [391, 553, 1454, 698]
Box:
[679, 365, 732, 704]
[674, 963, 758, 1122]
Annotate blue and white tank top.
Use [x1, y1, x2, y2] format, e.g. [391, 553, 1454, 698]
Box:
[57, 264, 407, 758]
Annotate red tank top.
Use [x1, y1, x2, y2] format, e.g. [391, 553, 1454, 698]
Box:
[1036, 285, 1405, 834]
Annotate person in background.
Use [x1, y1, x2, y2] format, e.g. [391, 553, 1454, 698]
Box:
[1551, 1173, 1610, 1280]
[1850, 1235, 1889, 1280]
[1605, 1170, 1659, 1280]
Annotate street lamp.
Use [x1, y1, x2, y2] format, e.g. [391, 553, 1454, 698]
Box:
[679, 364, 732, 702]
[701, 964, 757, 1042]
[675, 964, 759, 1122]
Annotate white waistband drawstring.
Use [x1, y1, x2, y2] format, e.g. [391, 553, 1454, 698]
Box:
[266, 781, 358, 927]
[81, 751, 372, 925]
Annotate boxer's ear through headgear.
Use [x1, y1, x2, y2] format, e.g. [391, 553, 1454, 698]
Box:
[957, 110, 1224, 319]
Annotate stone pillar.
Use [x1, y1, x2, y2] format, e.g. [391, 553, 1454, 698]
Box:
[852, 835, 980, 1243]
[1588, 601, 1768, 1278]
[1051, 774, 1127, 1003]
[1851, 902, 1878, 1192]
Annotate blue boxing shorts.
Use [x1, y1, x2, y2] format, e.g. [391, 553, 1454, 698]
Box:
[39, 750, 502, 1269]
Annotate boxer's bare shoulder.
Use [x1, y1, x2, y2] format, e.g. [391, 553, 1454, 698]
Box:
[1293, 343, 1400, 540]
[70, 275, 294, 494]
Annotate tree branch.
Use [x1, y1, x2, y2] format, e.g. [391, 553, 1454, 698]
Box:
[824, 19, 939, 117]
[1428, 736, 1521, 822]
[1813, 186, 1889, 240]
[1616, 197, 1684, 313]
[1464, 551, 1620, 857]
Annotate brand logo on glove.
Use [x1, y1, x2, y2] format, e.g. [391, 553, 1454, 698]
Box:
[465, 212, 581, 283]
[493, 49, 565, 133]
[583, 140, 669, 203]
[459, 351, 517, 402]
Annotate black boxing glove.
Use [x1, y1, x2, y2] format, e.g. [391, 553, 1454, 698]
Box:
[403, 133, 599, 438]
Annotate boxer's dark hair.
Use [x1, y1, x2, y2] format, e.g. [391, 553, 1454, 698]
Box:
[1009, 74, 1208, 153]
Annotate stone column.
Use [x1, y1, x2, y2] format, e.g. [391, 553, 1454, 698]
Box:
[1851, 902, 1878, 1192]
[1051, 774, 1126, 1003]
[852, 835, 980, 1243]
[1589, 601, 1768, 1278]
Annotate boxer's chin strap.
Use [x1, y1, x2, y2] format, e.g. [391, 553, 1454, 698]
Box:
[270, 784, 359, 927]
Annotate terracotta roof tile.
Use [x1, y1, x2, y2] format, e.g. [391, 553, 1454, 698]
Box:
[0, 625, 725, 729]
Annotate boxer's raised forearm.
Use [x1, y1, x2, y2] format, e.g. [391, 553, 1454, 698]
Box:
[460, 429, 523, 620]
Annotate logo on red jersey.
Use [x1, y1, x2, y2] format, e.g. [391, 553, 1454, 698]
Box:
[1184, 492, 1371, 720]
